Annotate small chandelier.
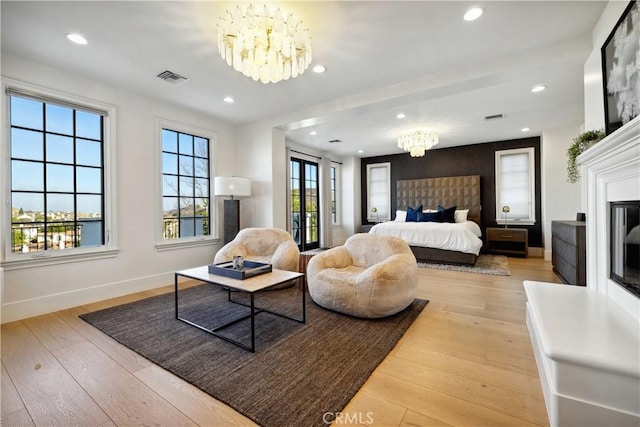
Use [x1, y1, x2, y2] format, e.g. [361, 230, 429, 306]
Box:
[217, 4, 312, 84]
[397, 130, 439, 157]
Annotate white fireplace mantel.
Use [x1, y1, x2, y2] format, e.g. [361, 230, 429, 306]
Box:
[525, 117, 640, 426]
[578, 116, 640, 319]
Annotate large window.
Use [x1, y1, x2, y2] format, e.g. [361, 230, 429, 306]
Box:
[366, 162, 391, 222]
[161, 128, 210, 240]
[8, 91, 107, 256]
[495, 147, 536, 225]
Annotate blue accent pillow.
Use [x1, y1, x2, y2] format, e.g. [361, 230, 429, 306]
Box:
[406, 205, 423, 222]
[418, 211, 442, 222]
[437, 205, 457, 223]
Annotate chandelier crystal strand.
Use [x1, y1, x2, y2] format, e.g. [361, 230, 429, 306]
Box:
[218, 4, 312, 84]
[397, 130, 439, 157]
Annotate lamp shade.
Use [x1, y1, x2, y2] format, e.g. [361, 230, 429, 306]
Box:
[214, 176, 251, 198]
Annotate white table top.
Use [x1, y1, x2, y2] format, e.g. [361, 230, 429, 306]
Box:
[176, 265, 303, 293]
[524, 280, 640, 379]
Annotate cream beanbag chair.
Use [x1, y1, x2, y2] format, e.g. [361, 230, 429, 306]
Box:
[214, 228, 300, 288]
[307, 233, 418, 318]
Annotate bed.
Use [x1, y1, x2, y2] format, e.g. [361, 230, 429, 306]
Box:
[370, 175, 483, 265]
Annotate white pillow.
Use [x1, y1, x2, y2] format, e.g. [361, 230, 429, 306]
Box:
[422, 208, 438, 213]
[455, 209, 469, 223]
[394, 210, 407, 222]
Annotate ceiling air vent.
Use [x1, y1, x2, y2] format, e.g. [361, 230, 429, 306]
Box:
[156, 70, 189, 85]
[328, 139, 343, 143]
[484, 113, 504, 121]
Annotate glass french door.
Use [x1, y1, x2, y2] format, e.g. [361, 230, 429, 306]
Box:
[290, 158, 320, 251]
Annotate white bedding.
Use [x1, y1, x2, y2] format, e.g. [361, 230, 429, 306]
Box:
[369, 221, 483, 255]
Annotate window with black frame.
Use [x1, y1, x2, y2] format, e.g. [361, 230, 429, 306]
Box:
[290, 158, 319, 250]
[9, 93, 105, 254]
[161, 129, 210, 240]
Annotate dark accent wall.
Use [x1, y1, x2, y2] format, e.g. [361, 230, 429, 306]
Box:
[360, 137, 543, 247]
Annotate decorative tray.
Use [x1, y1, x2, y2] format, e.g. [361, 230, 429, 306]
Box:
[208, 261, 272, 280]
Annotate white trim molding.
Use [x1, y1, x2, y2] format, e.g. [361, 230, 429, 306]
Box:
[1, 270, 174, 323]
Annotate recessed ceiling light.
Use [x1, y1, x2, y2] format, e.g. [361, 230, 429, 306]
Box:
[464, 7, 483, 21]
[396, 113, 406, 119]
[521, 127, 530, 132]
[312, 65, 327, 73]
[66, 33, 88, 45]
[310, 131, 317, 136]
[357, 150, 364, 154]
[223, 96, 234, 103]
[531, 85, 547, 93]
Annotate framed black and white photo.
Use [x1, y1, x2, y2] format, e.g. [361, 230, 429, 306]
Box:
[601, 0, 639, 135]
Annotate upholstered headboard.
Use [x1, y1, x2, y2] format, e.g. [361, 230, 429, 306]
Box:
[396, 175, 481, 222]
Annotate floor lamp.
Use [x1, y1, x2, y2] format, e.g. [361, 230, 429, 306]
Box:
[214, 176, 251, 244]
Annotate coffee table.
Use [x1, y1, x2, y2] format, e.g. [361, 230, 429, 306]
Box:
[174, 266, 305, 352]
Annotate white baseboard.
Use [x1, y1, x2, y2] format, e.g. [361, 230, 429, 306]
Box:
[0, 268, 4, 333]
[1, 271, 174, 323]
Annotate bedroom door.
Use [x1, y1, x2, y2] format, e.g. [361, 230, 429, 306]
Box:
[290, 158, 320, 251]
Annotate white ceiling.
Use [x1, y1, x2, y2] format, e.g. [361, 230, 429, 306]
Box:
[1, 1, 607, 157]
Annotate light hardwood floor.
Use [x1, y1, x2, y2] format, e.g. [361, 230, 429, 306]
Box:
[1, 257, 560, 426]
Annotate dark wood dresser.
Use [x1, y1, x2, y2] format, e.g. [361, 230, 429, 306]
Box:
[551, 220, 586, 286]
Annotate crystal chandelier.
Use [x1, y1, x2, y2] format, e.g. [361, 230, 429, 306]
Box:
[397, 130, 439, 157]
[217, 4, 312, 84]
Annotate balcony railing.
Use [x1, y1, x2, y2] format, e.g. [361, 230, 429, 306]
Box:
[163, 216, 209, 239]
[11, 219, 102, 253]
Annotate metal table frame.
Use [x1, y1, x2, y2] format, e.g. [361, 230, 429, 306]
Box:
[174, 267, 305, 352]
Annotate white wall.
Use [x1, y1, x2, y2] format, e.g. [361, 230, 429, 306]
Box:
[235, 122, 278, 229]
[541, 123, 583, 259]
[1, 55, 237, 322]
[339, 156, 360, 244]
[271, 128, 287, 230]
[537, 0, 631, 260]
[235, 120, 362, 242]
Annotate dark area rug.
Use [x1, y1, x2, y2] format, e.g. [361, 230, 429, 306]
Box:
[418, 254, 510, 276]
[80, 284, 427, 427]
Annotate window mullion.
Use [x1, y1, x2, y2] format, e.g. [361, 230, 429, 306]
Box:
[42, 101, 49, 251]
[101, 116, 106, 244]
[73, 110, 78, 248]
[176, 154, 182, 238]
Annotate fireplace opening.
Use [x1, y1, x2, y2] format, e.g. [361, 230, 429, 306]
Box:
[610, 201, 640, 299]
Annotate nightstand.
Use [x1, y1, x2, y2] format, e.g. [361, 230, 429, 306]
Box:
[486, 227, 528, 257]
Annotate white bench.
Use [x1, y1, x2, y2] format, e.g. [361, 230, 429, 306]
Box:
[524, 281, 640, 426]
